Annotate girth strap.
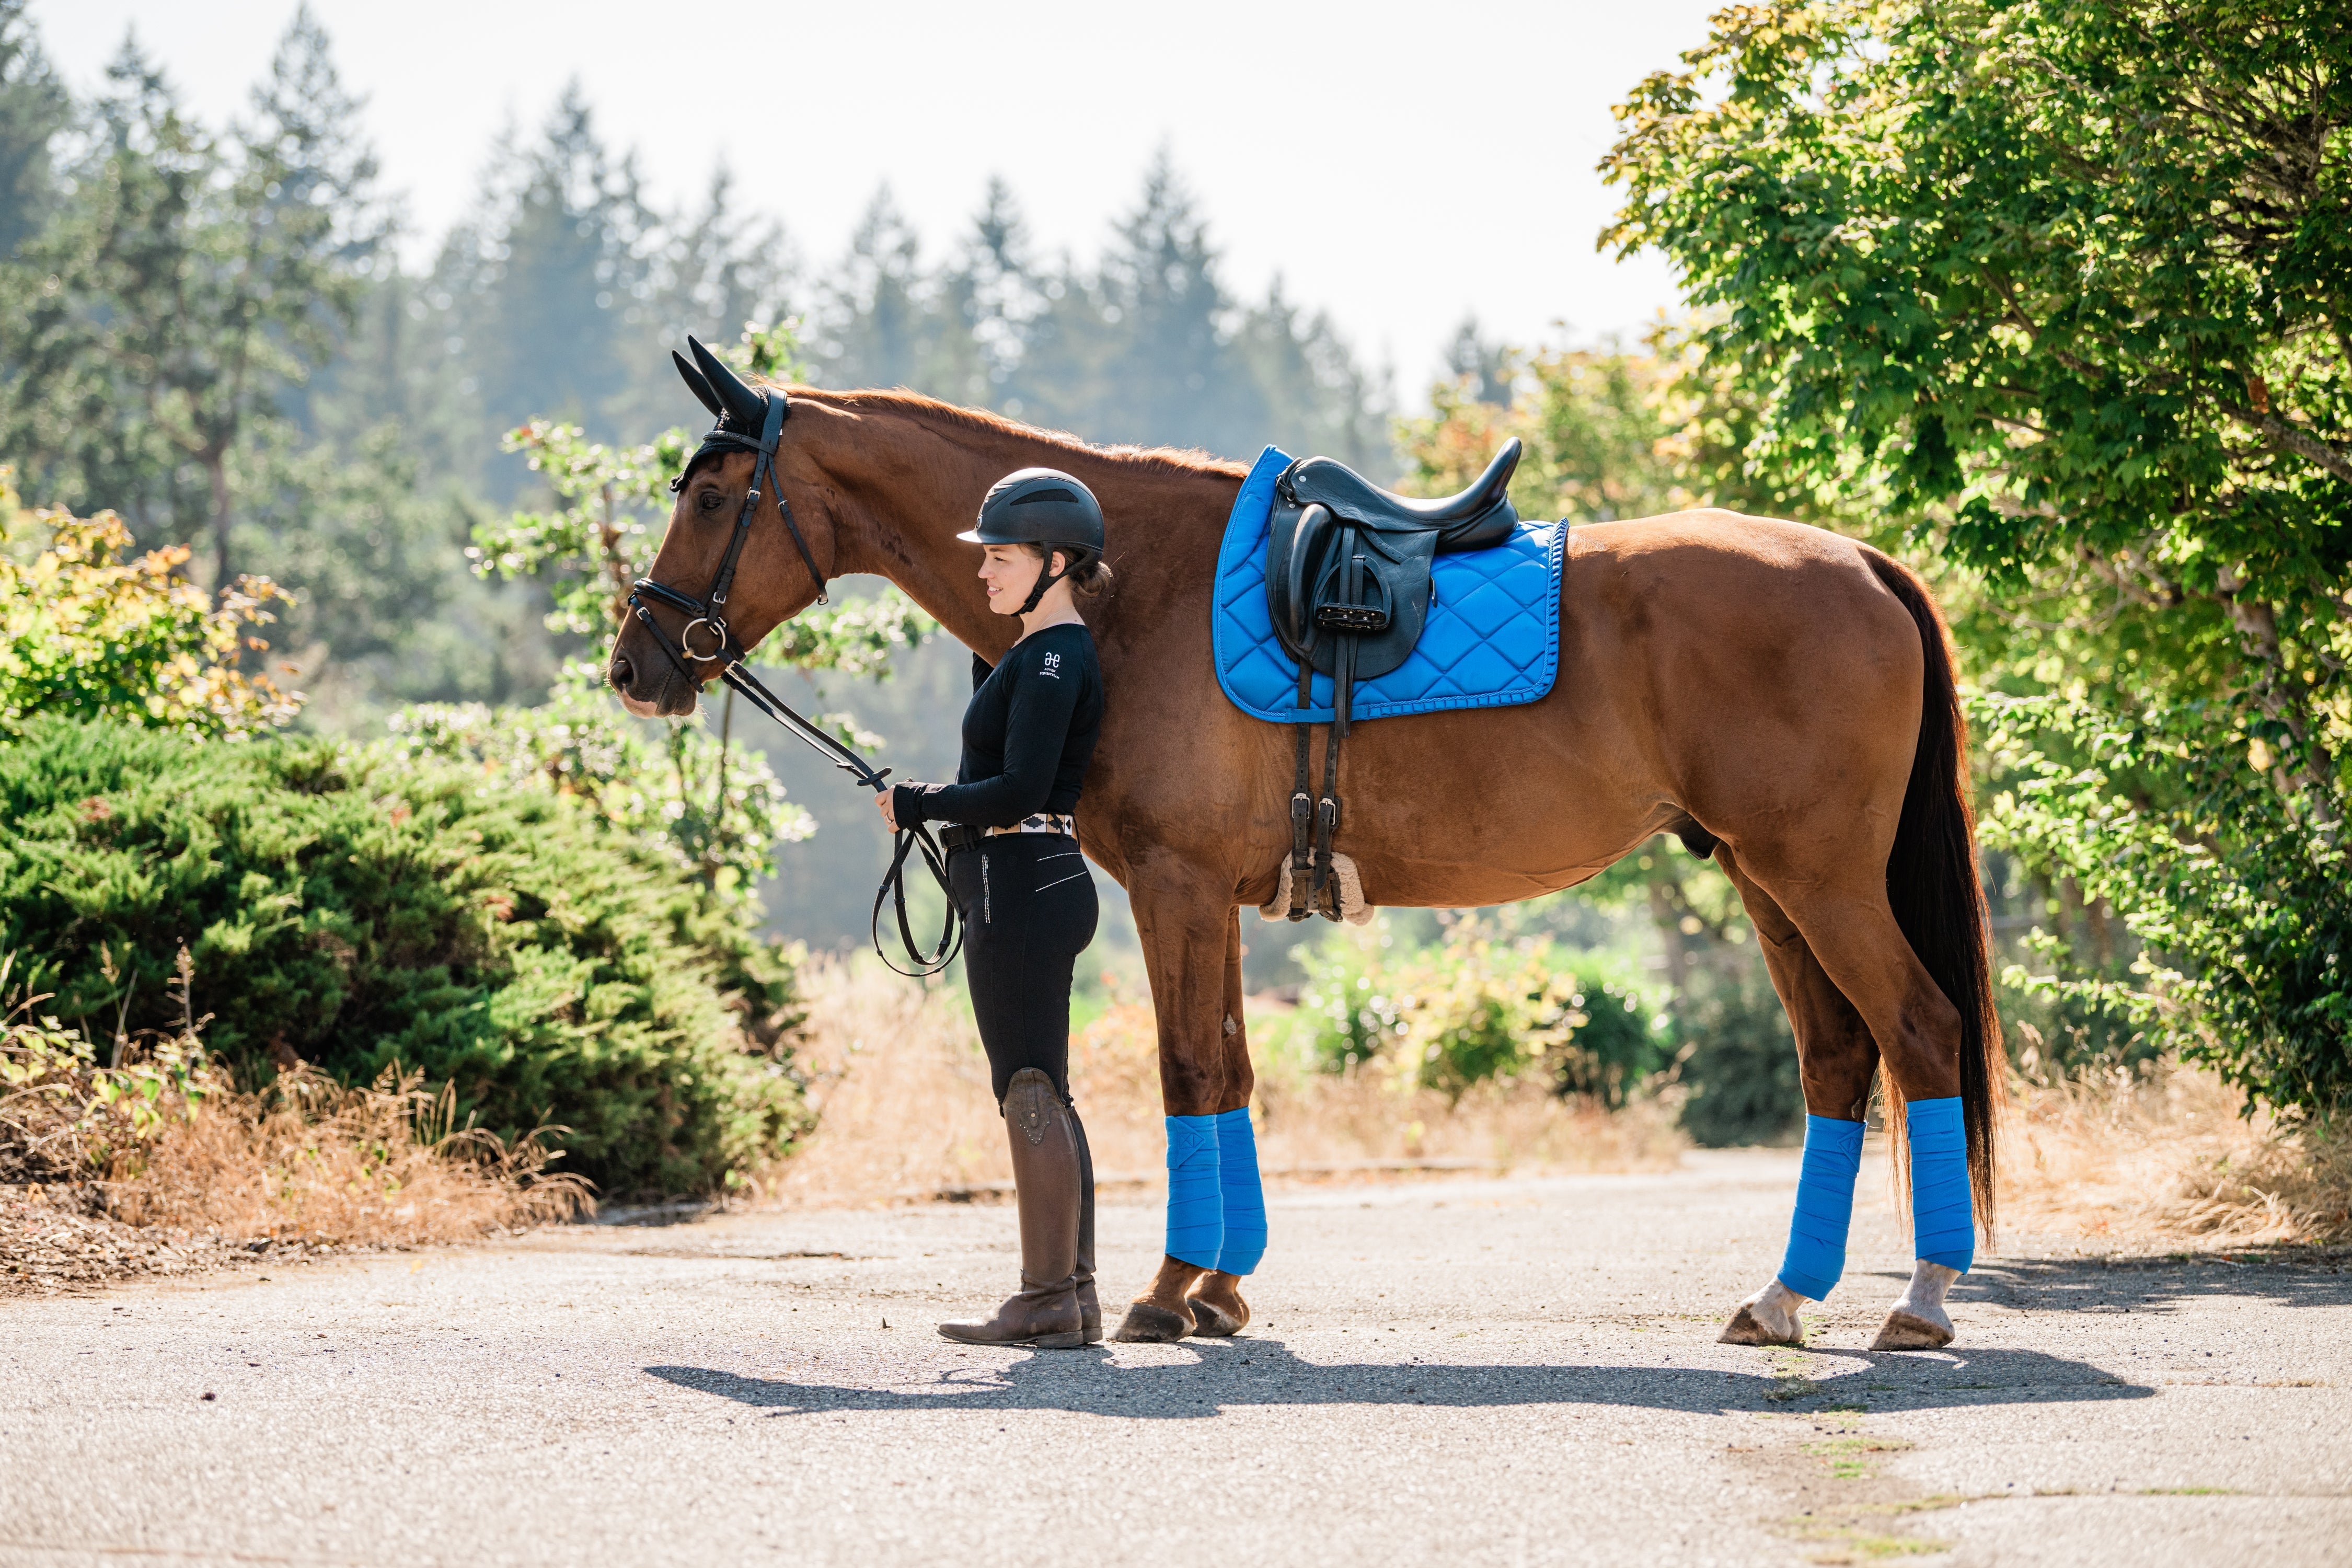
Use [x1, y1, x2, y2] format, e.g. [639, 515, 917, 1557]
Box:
[1286, 525, 1373, 923]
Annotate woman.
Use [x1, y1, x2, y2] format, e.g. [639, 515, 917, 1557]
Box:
[879, 467, 1111, 1348]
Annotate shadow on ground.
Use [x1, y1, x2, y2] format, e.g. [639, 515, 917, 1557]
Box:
[1957, 1250, 2352, 1317]
[647, 1340, 2152, 1421]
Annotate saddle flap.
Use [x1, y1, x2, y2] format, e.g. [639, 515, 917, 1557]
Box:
[1270, 500, 1335, 652]
[1265, 497, 1436, 682]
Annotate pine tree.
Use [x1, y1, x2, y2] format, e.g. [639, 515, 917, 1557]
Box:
[1241, 279, 1392, 473]
[437, 83, 658, 454]
[928, 177, 1044, 410]
[1443, 316, 1513, 408]
[1, 36, 217, 541]
[817, 186, 933, 391]
[0, 20, 372, 586]
[1092, 152, 1263, 455]
[0, 0, 68, 258]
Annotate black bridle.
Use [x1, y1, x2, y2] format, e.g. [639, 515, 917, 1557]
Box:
[626, 388, 962, 978]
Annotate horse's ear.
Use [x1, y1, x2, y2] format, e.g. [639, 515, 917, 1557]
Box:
[674, 350, 725, 420]
[687, 335, 766, 430]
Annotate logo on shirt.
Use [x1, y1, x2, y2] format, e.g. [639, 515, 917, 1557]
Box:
[1041, 651, 1062, 678]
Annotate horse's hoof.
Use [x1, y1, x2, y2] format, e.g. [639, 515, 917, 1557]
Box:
[1185, 1273, 1251, 1336]
[1719, 1303, 1804, 1346]
[1188, 1297, 1246, 1336]
[1112, 1300, 1193, 1343]
[1189, 1300, 1244, 1336]
[1870, 1309, 1954, 1351]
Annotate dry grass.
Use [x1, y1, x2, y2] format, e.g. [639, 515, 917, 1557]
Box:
[103, 1068, 592, 1244]
[757, 954, 1684, 1207]
[2000, 1055, 2352, 1248]
[4, 1013, 592, 1295]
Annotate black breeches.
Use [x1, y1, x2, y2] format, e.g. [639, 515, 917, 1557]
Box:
[947, 834, 1098, 1105]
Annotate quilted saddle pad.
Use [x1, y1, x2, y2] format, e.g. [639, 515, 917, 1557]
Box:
[1212, 444, 1567, 725]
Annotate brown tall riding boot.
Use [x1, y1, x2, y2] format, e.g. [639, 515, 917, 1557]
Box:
[1070, 1102, 1101, 1344]
[938, 1068, 1085, 1348]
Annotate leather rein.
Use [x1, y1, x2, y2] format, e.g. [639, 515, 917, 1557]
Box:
[626, 389, 962, 978]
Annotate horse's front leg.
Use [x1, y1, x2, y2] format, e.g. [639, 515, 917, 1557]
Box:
[1114, 864, 1260, 1343]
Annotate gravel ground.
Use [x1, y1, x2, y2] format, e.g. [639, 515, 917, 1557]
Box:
[2, 1148, 2346, 1567]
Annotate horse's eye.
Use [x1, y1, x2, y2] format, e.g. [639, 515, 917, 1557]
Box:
[697, 489, 724, 513]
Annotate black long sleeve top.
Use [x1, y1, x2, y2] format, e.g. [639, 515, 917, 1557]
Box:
[892, 622, 1103, 828]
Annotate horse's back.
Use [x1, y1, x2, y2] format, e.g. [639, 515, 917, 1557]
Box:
[1558, 509, 1929, 839]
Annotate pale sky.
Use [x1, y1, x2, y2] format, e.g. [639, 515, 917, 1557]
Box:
[31, 0, 1719, 397]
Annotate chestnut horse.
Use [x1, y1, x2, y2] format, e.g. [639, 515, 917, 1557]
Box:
[608, 381, 2002, 1351]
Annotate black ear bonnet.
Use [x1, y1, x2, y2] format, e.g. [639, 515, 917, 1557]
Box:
[670, 335, 787, 491]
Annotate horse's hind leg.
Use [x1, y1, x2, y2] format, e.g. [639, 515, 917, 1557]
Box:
[1714, 850, 1882, 1348]
[1737, 852, 1975, 1350]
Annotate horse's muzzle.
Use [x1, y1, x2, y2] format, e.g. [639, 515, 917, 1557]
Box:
[608, 648, 696, 718]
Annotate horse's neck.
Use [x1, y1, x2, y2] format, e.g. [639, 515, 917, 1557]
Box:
[816, 416, 1006, 656]
[815, 401, 1240, 664]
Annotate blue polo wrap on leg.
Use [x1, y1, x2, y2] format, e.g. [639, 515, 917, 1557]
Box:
[1907, 1094, 1975, 1274]
[1163, 1114, 1224, 1270]
[1212, 1106, 1266, 1276]
[1777, 1114, 1865, 1300]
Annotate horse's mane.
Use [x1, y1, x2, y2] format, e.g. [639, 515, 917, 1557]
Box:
[779, 385, 1251, 480]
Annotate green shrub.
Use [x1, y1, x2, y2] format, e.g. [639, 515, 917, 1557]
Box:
[1293, 921, 1673, 1104]
[1294, 934, 1408, 1074]
[0, 717, 807, 1195]
[1982, 692, 2352, 1119]
[1550, 962, 1673, 1110]
[1, 477, 300, 739]
[383, 677, 811, 909]
[1671, 960, 1803, 1147]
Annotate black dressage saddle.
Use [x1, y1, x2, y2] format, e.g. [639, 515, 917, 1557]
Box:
[1264, 439, 1524, 920]
[1267, 438, 1522, 682]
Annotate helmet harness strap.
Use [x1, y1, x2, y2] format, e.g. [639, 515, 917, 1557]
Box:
[1016, 546, 1079, 616]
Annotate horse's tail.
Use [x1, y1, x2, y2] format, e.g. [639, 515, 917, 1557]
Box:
[1865, 551, 2003, 1237]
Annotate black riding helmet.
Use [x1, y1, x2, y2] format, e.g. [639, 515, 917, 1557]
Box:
[959, 468, 1105, 614]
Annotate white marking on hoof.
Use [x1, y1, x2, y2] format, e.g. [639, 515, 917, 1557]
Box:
[1872, 1260, 1961, 1351]
[1720, 1277, 1808, 1346]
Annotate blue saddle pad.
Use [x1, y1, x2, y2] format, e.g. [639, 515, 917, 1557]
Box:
[1212, 445, 1567, 725]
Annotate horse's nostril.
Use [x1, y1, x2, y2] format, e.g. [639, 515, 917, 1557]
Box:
[610, 656, 633, 691]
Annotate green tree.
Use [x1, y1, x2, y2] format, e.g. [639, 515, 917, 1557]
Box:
[0, 1, 68, 259]
[1603, 0, 2352, 1114]
[818, 187, 935, 393]
[1238, 279, 1391, 472]
[1089, 153, 1266, 455]
[433, 84, 660, 456]
[0, 21, 378, 588]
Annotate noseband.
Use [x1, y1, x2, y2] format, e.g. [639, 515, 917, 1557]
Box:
[624, 387, 961, 978]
